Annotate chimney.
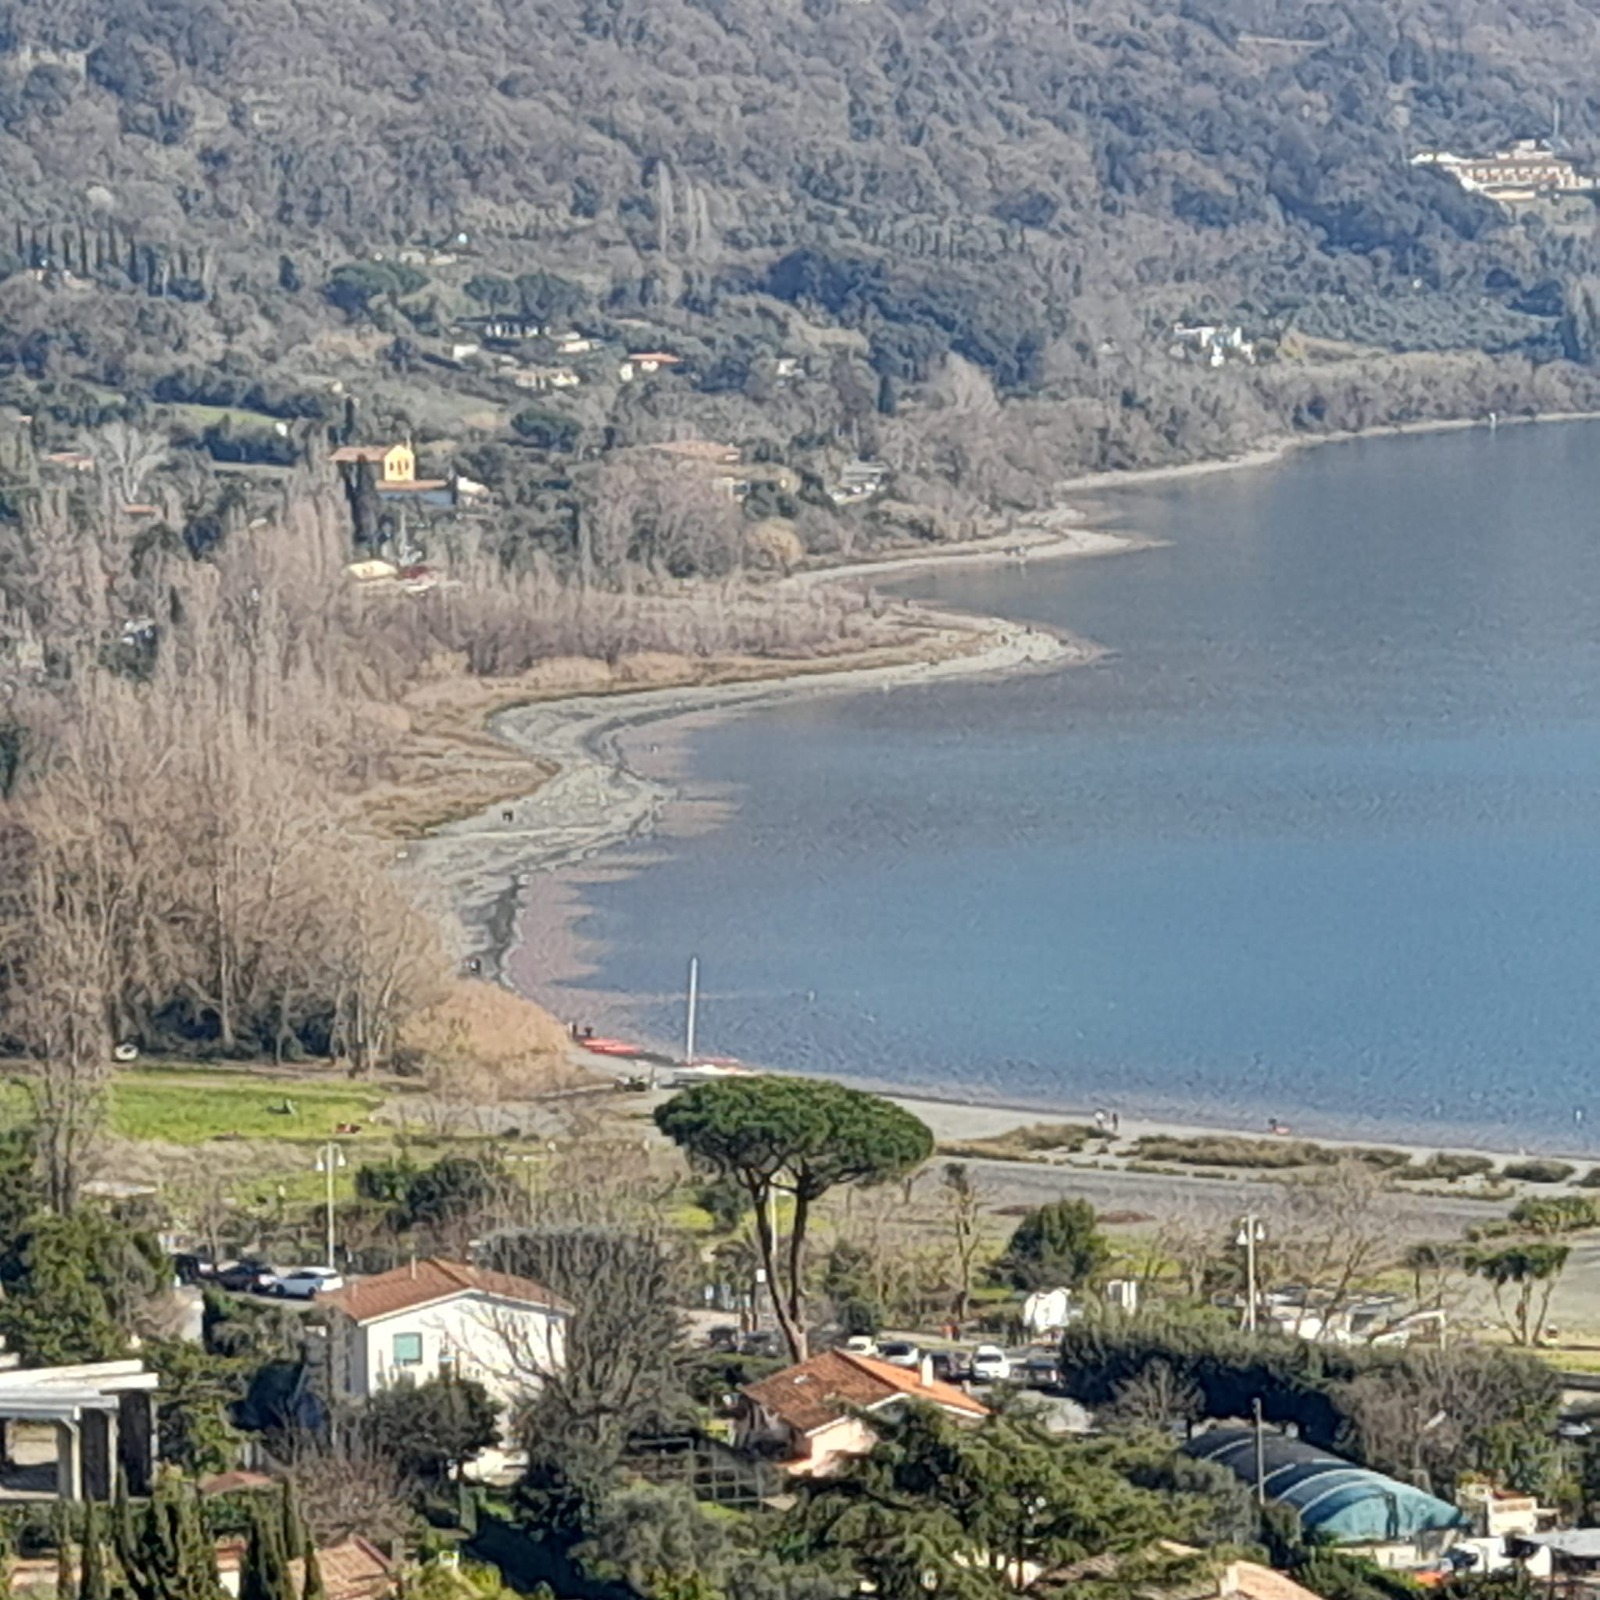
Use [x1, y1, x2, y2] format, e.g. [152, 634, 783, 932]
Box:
[918, 1353, 935, 1390]
[409, 1254, 417, 1279]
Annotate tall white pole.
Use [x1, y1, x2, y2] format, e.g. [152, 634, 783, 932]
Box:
[685, 955, 699, 1065]
[325, 1142, 337, 1271]
[1243, 1213, 1259, 1334]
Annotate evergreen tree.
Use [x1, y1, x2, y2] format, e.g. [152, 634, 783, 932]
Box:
[240, 1503, 294, 1600]
[81, 1503, 110, 1600]
[112, 1472, 140, 1583]
[301, 1544, 325, 1600]
[127, 1474, 222, 1600]
[54, 1506, 77, 1600]
[277, 1481, 307, 1567]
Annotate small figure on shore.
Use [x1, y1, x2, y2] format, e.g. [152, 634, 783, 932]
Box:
[1110, 1110, 1120, 1135]
[1268, 1116, 1290, 1136]
[502, 808, 515, 823]
[465, 956, 481, 975]
[569, 1021, 580, 1039]
[1093, 1109, 1107, 1133]
[583, 1024, 595, 1040]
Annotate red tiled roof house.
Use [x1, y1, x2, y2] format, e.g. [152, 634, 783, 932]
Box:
[319, 1260, 571, 1473]
[735, 1349, 989, 1477]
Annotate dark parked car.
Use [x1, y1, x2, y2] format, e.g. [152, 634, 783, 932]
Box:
[1018, 1353, 1064, 1391]
[215, 1259, 278, 1294]
[172, 1254, 218, 1287]
[739, 1330, 782, 1357]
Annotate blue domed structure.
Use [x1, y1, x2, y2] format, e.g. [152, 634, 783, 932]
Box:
[1183, 1427, 1467, 1547]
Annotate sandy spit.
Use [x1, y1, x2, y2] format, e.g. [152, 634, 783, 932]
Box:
[400, 519, 1130, 970]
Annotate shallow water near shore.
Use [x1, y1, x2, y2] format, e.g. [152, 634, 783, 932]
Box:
[519, 421, 1600, 1148]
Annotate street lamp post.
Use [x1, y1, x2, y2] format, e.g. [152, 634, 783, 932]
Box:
[315, 1142, 347, 1271]
[1236, 1214, 1266, 1334]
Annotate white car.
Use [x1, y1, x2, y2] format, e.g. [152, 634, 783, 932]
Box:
[877, 1339, 921, 1369]
[843, 1335, 880, 1357]
[272, 1267, 344, 1300]
[969, 1344, 1012, 1383]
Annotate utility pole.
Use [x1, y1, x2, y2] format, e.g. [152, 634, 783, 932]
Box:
[1252, 1396, 1267, 1505]
[316, 1142, 347, 1270]
[1237, 1214, 1265, 1333]
[684, 954, 699, 1066]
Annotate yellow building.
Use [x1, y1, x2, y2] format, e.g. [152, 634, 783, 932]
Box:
[330, 443, 416, 484]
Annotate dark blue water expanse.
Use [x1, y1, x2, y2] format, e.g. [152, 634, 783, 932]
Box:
[524, 421, 1600, 1146]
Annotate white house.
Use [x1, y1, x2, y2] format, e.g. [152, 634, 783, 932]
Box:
[319, 1258, 570, 1464]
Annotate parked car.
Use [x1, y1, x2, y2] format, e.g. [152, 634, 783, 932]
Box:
[739, 1330, 782, 1357]
[842, 1335, 880, 1357]
[172, 1253, 218, 1287]
[706, 1325, 740, 1353]
[969, 1344, 1012, 1383]
[877, 1340, 920, 1369]
[272, 1267, 344, 1300]
[927, 1350, 963, 1382]
[1018, 1353, 1063, 1390]
[214, 1259, 278, 1295]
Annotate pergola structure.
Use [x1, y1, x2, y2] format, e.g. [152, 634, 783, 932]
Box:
[0, 1359, 158, 1501]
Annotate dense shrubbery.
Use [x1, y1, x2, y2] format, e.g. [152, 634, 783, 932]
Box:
[1059, 1311, 1564, 1498]
[1502, 1158, 1577, 1184]
[1392, 1152, 1497, 1182]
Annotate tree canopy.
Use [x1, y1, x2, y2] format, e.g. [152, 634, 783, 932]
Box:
[999, 1199, 1109, 1291]
[655, 1076, 933, 1358]
[779, 1407, 1220, 1600]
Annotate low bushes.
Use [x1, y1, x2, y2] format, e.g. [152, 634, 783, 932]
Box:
[1124, 1136, 1410, 1171]
[939, 1121, 1096, 1162]
[1502, 1158, 1577, 1185]
[1128, 1136, 1336, 1169]
[1392, 1152, 1495, 1182]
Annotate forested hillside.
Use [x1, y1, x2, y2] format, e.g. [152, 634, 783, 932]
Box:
[5, 0, 1600, 528]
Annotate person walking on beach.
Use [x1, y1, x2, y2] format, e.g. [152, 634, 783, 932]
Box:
[1094, 1109, 1107, 1133]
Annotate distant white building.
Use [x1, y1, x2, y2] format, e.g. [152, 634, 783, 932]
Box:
[320, 1258, 571, 1469]
[1412, 139, 1596, 203]
[1171, 323, 1256, 367]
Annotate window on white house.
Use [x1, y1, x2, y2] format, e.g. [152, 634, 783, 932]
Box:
[393, 1332, 423, 1367]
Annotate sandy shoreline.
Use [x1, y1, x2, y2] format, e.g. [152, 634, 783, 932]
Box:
[404, 407, 1600, 1158]
[401, 516, 1125, 969]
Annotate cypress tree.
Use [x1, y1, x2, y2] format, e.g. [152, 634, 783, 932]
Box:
[175, 1483, 219, 1600]
[81, 1504, 109, 1600]
[54, 1506, 77, 1600]
[239, 1504, 293, 1600]
[111, 1473, 140, 1596]
[277, 1484, 305, 1568]
[300, 1544, 324, 1600]
[131, 1474, 221, 1600]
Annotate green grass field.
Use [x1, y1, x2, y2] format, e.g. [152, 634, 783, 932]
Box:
[107, 1069, 388, 1145]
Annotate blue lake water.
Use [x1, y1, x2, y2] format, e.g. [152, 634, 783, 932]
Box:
[524, 422, 1600, 1147]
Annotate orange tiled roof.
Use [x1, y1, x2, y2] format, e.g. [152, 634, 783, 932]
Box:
[297, 1538, 397, 1600]
[319, 1257, 571, 1324]
[198, 1469, 277, 1496]
[742, 1349, 989, 1434]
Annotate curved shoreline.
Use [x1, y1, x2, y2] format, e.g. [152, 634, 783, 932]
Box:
[400, 520, 1132, 975]
[400, 409, 1600, 1156]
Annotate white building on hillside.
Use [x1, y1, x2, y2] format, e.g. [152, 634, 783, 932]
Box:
[319, 1258, 570, 1466]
